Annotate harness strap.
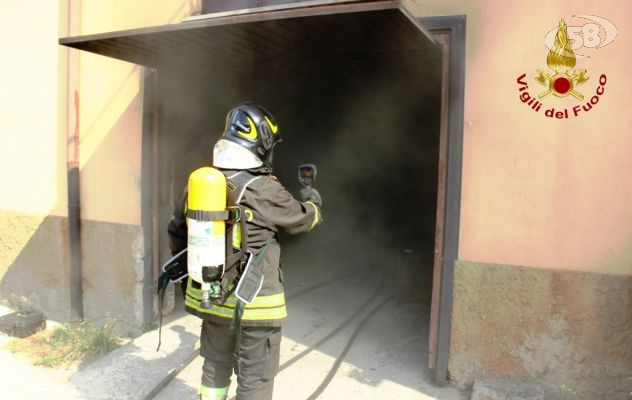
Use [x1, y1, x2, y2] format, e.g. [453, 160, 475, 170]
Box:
[232, 300, 245, 374]
[225, 212, 248, 270]
[155, 275, 169, 352]
[223, 171, 261, 272]
[228, 171, 261, 199]
[186, 209, 229, 221]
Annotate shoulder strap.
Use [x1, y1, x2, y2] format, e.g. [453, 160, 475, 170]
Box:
[223, 171, 263, 272]
[226, 171, 263, 206]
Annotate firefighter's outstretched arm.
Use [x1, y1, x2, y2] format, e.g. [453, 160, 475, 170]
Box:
[254, 177, 322, 235]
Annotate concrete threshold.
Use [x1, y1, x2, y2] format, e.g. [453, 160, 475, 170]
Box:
[70, 314, 201, 400]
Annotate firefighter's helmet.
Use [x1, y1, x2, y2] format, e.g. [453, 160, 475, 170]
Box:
[220, 103, 281, 169]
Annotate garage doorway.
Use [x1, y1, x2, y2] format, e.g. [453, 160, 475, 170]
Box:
[60, 1, 465, 386]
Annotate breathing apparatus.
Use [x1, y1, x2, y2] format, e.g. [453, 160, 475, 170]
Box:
[157, 103, 283, 351]
[162, 164, 318, 308]
[188, 167, 228, 307]
[159, 103, 280, 310]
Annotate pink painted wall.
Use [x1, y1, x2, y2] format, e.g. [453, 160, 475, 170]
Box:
[406, 0, 632, 275]
[76, 0, 201, 226]
[0, 0, 68, 218]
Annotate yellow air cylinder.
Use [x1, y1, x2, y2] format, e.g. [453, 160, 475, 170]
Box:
[187, 167, 226, 303]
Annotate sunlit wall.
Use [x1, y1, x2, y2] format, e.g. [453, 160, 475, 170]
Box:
[406, 0, 632, 275]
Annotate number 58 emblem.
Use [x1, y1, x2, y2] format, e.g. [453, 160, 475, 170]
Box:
[545, 15, 617, 58]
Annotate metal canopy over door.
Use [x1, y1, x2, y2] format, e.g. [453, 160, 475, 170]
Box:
[59, 1, 437, 70]
[59, 0, 459, 386]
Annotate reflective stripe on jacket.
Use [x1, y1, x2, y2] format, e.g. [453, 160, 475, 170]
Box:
[185, 277, 287, 321]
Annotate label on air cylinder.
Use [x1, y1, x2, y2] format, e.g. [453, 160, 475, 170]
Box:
[187, 219, 225, 283]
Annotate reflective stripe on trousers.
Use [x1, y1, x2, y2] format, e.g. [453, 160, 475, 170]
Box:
[200, 385, 228, 400]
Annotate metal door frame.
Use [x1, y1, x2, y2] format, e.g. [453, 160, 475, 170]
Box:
[420, 15, 466, 386]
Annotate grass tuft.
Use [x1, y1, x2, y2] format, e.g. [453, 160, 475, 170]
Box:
[6, 319, 123, 368]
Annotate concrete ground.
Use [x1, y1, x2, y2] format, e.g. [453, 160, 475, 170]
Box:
[0, 251, 469, 399]
[0, 304, 197, 400]
[156, 270, 468, 400]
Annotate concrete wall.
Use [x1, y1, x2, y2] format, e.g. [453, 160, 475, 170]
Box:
[402, 0, 632, 395]
[450, 261, 631, 399]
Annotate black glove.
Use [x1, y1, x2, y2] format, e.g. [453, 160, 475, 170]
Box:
[300, 187, 322, 207]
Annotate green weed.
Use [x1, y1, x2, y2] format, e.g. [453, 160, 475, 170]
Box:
[6, 319, 123, 368]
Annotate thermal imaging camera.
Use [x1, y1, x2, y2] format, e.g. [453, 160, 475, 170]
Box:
[298, 164, 317, 189]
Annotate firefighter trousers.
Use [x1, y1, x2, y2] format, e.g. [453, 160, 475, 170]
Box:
[201, 320, 282, 400]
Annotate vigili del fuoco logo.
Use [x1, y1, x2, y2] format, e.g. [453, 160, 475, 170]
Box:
[517, 17, 615, 119]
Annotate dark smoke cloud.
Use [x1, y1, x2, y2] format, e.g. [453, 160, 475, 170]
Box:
[156, 43, 442, 286]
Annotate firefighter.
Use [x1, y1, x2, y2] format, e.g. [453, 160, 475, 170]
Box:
[168, 103, 322, 400]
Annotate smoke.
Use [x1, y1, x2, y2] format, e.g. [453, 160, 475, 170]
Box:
[271, 54, 442, 282]
[156, 33, 442, 287]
